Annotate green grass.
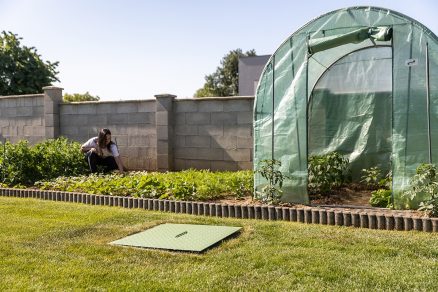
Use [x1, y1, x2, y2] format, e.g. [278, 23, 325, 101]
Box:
[1, 197, 438, 291]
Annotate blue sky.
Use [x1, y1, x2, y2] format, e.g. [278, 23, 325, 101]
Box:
[1, 0, 437, 100]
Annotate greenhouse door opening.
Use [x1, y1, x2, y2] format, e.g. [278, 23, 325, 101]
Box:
[308, 46, 393, 180]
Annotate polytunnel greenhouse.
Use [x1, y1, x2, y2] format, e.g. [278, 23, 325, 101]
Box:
[254, 6, 438, 208]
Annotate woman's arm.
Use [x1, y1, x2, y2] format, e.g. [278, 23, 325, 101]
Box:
[114, 156, 125, 173]
[81, 138, 97, 153]
[81, 145, 96, 153]
[110, 143, 125, 173]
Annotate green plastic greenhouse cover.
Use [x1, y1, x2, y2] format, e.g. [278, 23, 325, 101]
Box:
[254, 6, 438, 208]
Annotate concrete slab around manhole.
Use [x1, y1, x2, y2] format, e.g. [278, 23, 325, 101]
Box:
[110, 223, 242, 252]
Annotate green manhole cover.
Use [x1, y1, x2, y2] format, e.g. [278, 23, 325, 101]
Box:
[110, 223, 242, 252]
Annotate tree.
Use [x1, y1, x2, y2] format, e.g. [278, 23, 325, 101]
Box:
[194, 48, 256, 97]
[0, 31, 59, 96]
[63, 92, 100, 102]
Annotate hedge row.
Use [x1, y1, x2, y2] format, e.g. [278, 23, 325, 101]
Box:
[0, 138, 88, 186]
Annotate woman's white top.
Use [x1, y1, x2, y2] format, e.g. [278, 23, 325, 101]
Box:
[82, 137, 120, 158]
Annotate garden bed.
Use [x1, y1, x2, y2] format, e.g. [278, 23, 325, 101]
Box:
[23, 170, 425, 218]
[1, 187, 434, 232]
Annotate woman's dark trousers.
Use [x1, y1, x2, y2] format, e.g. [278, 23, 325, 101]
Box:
[85, 151, 118, 173]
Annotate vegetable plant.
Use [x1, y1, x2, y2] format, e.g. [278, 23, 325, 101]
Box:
[361, 166, 392, 190]
[360, 167, 382, 189]
[403, 163, 438, 216]
[369, 189, 392, 208]
[308, 152, 349, 195]
[255, 159, 286, 204]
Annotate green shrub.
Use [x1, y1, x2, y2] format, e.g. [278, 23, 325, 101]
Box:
[0, 140, 35, 185]
[36, 170, 254, 201]
[33, 138, 88, 179]
[369, 189, 392, 208]
[308, 152, 349, 194]
[63, 91, 100, 102]
[0, 138, 88, 186]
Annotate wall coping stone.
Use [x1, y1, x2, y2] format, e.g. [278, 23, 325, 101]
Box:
[57, 97, 254, 105]
[42, 86, 64, 90]
[1, 187, 436, 233]
[155, 94, 177, 99]
[0, 94, 44, 100]
[176, 96, 254, 101]
[61, 99, 156, 105]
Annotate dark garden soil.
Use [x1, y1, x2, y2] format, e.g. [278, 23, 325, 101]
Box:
[215, 184, 427, 217]
[308, 183, 372, 207]
[214, 184, 373, 208]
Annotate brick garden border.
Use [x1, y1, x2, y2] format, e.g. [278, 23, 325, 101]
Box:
[1, 187, 437, 232]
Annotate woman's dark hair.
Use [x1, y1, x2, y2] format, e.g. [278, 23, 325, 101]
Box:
[97, 128, 112, 150]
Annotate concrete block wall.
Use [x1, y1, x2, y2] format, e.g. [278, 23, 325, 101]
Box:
[0, 94, 45, 144]
[0, 88, 254, 172]
[59, 100, 156, 170]
[173, 97, 253, 171]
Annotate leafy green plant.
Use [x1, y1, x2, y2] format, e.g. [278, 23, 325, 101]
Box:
[361, 167, 392, 190]
[0, 140, 38, 185]
[379, 170, 392, 189]
[255, 159, 286, 204]
[361, 167, 382, 189]
[369, 189, 392, 208]
[36, 170, 254, 202]
[308, 152, 349, 195]
[418, 197, 438, 217]
[0, 138, 88, 186]
[33, 138, 88, 179]
[403, 163, 438, 215]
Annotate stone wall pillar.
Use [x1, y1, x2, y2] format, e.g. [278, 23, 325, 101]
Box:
[43, 86, 63, 139]
[155, 94, 176, 171]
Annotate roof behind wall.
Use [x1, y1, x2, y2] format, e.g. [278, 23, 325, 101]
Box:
[238, 55, 271, 96]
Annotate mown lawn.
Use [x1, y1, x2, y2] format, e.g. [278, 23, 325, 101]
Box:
[1, 197, 438, 291]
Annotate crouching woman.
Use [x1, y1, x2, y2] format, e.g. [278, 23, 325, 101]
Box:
[81, 128, 125, 173]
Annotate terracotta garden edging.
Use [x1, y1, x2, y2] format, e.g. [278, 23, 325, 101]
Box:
[1, 187, 437, 233]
